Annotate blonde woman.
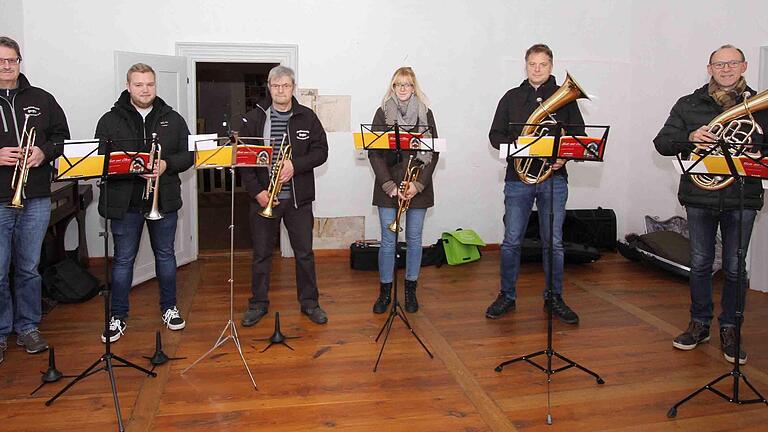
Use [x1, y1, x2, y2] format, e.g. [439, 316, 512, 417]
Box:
[368, 67, 438, 314]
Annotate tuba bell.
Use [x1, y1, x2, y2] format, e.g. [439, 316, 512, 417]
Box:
[144, 133, 163, 220]
[8, 114, 35, 209]
[689, 89, 768, 191]
[259, 134, 291, 219]
[514, 72, 589, 184]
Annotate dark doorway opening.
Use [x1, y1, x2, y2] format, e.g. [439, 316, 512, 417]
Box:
[196, 62, 279, 252]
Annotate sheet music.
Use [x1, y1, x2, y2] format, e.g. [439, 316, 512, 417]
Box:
[189, 133, 218, 151]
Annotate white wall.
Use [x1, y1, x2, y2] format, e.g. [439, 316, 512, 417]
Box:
[3, 0, 767, 258]
[0, 0, 24, 60]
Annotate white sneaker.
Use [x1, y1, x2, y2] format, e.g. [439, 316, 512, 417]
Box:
[102, 317, 126, 343]
[162, 307, 186, 331]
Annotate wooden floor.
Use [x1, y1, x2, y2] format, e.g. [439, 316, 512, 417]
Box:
[2, 250, 768, 431]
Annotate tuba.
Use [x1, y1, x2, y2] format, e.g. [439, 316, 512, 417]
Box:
[689, 89, 768, 191]
[8, 114, 35, 209]
[259, 134, 291, 218]
[144, 133, 163, 220]
[387, 155, 423, 232]
[514, 73, 589, 184]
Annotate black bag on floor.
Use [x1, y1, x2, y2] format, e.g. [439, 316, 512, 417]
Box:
[525, 207, 617, 250]
[42, 258, 101, 303]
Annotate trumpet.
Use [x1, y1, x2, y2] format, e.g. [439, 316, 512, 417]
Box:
[144, 133, 163, 220]
[8, 114, 35, 209]
[387, 155, 423, 232]
[259, 135, 291, 219]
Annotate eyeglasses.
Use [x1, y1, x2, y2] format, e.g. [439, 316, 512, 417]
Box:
[710, 60, 744, 69]
[394, 83, 413, 90]
[269, 83, 293, 90]
[0, 58, 21, 66]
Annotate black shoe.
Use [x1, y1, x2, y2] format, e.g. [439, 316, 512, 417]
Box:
[241, 306, 268, 327]
[373, 282, 392, 314]
[544, 295, 579, 325]
[0, 339, 7, 364]
[302, 306, 328, 325]
[404, 280, 419, 313]
[720, 326, 747, 365]
[101, 316, 127, 343]
[485, 294, 516, 319]
[162, 306, 186, 331]
[672, 321, 710, 350]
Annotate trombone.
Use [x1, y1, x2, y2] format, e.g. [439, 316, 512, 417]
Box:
[8, 114, 35, 209]
[387, 155, 423, 232]
[259, 134, 291, 218]
[144, 133, 163, 220]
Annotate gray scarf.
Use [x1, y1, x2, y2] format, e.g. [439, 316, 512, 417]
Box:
[382, 96, 430, 135]
[382, 96, 433, 165]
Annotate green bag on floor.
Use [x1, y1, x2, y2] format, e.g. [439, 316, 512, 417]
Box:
[441, 228, 486, 265]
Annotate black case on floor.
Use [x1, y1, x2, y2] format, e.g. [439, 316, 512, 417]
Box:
[349, 240, 445, 271]
[525, 207, 617, 250]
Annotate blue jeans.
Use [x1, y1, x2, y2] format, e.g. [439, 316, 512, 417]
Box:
[378, 207, 427, 283]
[500, 176, 567, 300]
[686, 206, 756, 328]
[110, 211, 178, 317]
[0, 197, 50, 339]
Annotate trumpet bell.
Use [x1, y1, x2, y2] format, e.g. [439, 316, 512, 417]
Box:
[258, 204, 277, 219]
[144, 208, 164, 220]
[386, 220, 403, 233]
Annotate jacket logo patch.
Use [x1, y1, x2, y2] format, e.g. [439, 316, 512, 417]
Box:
[160, 121, 169, 127]
[296, 130, 310, 140]
[23, 106, 42, 117]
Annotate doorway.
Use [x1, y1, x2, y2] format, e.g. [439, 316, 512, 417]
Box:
[195, 62, 278, 252]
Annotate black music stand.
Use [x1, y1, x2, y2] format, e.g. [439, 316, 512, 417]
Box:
[181, 133, 274, 389]
[45, 137, 158, 432]
[668, 139, 768, 418]
[494, 121, 609, 424]
[359, 122, 437, 371]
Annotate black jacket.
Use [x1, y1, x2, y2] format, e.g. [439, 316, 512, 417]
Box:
[368, 107, 439, 208]
[0, 73, 70, 203]
[239, 96, 328, 208]
[95, 90, 193, 219]
[489, 76, 585, 182]
[654, 84, 767, 211]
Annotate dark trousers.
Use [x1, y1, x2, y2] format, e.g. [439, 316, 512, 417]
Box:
[248, 201, 319, 309]
[686, 206, 757, 328]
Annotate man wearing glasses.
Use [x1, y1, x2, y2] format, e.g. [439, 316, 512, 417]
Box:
[0, 36, 70, 364]
[654, 44, 768, 365]
[239, 65, 329, 326]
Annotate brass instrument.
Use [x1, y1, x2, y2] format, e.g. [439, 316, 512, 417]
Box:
[387, 155, 423, 232]
[259, 135, 291, 218]
[144, 133, 163, 220]
[515, 72, 590, 184]
[690, 89, 768, 191]
[8, 114, 35, 209]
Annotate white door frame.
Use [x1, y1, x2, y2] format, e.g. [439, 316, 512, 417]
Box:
[175, 42, 298, 259]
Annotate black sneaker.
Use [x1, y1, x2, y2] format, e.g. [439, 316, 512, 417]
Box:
[544, 295, 579, 325]
[241, 306, 268, 327]
[720, 326, 747, 365]
[485, 294, 516, 319]
[102, 316, 126, 343]
[301, 305, 328, 325]
[672, 321, 710, 350]
[16, 329, 49, 354]
[162, 306, 186, 331]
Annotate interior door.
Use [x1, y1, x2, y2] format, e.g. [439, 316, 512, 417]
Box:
[114, 51, 197, 286]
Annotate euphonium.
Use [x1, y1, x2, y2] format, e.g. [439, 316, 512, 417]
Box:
[8, 114, 35, 209]
[387, 155, 423, 232]
[689, 89, 768, 191]
[144, 133, 164, 220]
[514, 72, 590, 184]
[259, 135, 291, 219]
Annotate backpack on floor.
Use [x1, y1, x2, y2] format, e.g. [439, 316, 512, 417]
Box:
[441, 228, 486, 265]
[42, 258, 101, 303]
